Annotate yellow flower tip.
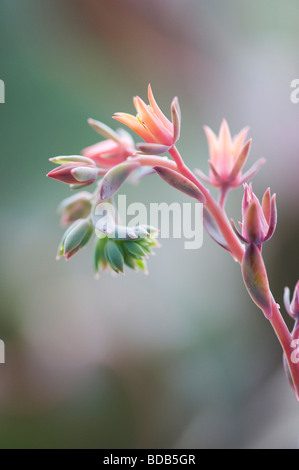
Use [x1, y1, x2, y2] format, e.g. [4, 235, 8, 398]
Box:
[137, 115, 144, 125]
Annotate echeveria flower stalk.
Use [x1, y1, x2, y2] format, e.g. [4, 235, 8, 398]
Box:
[47, 83, 299, 402]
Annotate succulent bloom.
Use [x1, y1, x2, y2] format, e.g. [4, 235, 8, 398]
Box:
[195, 119, 265, 189]
[113, 84, 180, 149]
[284, 281, 299, 319]
[82, 120, 135, 168]
[232, 184, 277, 247]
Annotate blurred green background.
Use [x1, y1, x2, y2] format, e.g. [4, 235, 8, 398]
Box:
[0, 0, 298, 449]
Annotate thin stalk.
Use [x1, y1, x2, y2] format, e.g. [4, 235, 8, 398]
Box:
[136, 147, 299, 400]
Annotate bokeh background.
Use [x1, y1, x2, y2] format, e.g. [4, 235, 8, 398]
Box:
[0, 0, 299, 449]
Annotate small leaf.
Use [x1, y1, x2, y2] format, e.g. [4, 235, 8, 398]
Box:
[242, 243, 272, 319]
[56, 219, 81, 259]
[94, 237, 108, 274]
[136, 143, 170, 155]
[123, 241, 146, 259]
[153, 166, 206, 203]
[203, 208, 229, 250]
[50, 155, 96, 166]
[88, 118, 122, 144]
[64, 219, 92, 258]
[171, 97, 181, 143]
[123, 251, 137, 270]
[104, 240, 124, 273]
[135, 259, 148, 274]
[100, 161, 140, 199]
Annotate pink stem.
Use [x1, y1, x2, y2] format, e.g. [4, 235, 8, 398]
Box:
[135, 148, 299, 400]
[219, 185, 229, 208]
[168, 146, 245, 263]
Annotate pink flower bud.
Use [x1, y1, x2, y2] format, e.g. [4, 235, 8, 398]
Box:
[232, 184, 277, 247]
[47, 164, 99, 186]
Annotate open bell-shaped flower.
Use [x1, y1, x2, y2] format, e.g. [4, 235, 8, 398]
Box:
[195, 119, 265, 190]
[113, 84, 180, 150]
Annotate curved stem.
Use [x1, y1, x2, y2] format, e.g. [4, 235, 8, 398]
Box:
[219, 185, 229, 208]
[168, 146, 245, 263]
[135, 147, 299, 400]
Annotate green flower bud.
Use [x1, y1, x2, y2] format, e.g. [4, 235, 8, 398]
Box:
[57, 218, 93, 260]
[93, 225, 158, 277]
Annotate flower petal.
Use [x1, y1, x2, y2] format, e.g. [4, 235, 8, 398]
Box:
[228, 139, 251, 183]
[237, 158, 266, 185]
[135, 97, 173, 146]
[147, 84, 173, 132]
[171, 97, 181, 143]
[264, 194, 277, 242]
[88, 118, 123, 144]
[113, 112, 155, 143]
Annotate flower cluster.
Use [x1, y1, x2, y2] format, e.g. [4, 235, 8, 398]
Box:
[94, 226, 159, 277]
[47, 84, 299, 400]
[196, 119, 265, 190]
